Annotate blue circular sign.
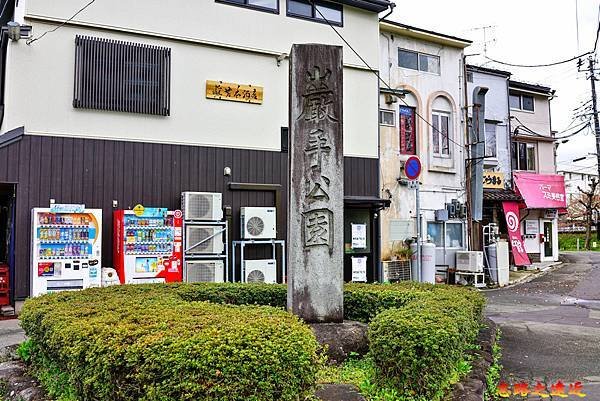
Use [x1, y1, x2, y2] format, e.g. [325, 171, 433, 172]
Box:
[405, 156, 421, 180]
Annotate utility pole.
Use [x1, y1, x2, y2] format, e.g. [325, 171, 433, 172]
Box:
[585, 55, 600, 237]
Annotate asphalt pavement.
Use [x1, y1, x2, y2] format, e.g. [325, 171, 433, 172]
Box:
[0, 318, 24, 350]
[486, 252, 600, 400]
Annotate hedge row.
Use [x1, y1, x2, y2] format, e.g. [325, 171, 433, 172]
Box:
[20, 282, 485, 401]
[369, 294, 484, 399]
[19, 288, 322, 401]
[167, 282, 484, 399]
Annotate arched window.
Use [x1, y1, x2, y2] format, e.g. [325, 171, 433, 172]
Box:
[399, 92, 417, 155]
[431, 96, 453, 156]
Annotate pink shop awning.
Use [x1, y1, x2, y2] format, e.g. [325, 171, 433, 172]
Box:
[513, 172, 567, 209]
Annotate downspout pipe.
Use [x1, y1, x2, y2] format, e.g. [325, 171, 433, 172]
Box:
[379, 2, 396, 21]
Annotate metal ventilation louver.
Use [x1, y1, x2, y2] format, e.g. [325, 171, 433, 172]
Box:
[246, 217, 264, 237]
[246, 269, 265, 283]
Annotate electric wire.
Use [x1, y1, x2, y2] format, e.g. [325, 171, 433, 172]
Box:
[310, 3, 465, 156]
[0, 0, 12, 21]
[483, 4, 600, 68]
[26, 0, 96, 45]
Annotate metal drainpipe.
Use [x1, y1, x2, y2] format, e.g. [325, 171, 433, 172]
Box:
[377, 63, 384, 283]
[379, 2, 396, 21]
[463, 55, 472, 251]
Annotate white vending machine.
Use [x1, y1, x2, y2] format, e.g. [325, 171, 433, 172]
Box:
[31, 205, 102, 296]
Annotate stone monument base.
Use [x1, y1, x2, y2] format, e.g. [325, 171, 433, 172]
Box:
[309, 320, 368, 365]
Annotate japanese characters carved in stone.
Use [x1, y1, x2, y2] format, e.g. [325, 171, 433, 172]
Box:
[288, 44, 344, 323]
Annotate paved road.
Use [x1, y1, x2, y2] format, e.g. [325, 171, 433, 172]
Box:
[0, 318, 24, 349]
[486, 252, 600, 400]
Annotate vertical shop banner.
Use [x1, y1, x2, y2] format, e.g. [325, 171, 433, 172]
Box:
[399, 106, 416, 155]
[502, 201, 531, 266]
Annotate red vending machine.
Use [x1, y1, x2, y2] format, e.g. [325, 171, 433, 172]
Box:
[113, 206, 183, 284]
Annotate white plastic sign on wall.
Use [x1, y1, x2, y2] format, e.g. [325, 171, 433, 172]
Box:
[351, 223, 367, 249]
[351, 256, 367, 282]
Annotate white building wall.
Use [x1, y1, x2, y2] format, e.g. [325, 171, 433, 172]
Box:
[379, 29, 468, 262]
[2, 1, 380, 158]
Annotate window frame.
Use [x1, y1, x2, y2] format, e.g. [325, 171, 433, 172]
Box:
[511, 141, 537, 171]
[521, 95, 535, 112]
[398, 48, 441, 75]
[509, 92, 535, 112]
[445, 222, 464, 249]
[431, 110, 452, 157]
[286, 0, 343, 26]
[484, 122, 497, 158]
[216, 0, 280, 14]
[379, 109, 396, 127]
[427, 221, 464, 249]
[399, 105, 416, 155]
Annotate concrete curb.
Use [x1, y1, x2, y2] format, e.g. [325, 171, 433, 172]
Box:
[481, 261, 563, 292]
[450, 318, 497, 401]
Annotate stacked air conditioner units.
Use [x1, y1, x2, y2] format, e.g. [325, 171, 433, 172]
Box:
[240, 207, 278, 283]
[181, 192, 227, 283]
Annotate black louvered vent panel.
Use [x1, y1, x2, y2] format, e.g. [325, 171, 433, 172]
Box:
[73, 36, 171, 116]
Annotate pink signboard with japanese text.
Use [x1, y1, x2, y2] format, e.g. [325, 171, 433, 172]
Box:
[502, 201, 531, 266]
[513, 172, 567, 209]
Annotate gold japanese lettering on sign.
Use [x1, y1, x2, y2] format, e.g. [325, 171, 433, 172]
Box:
[483, 172, 504, 189]
[206, 80, 263, 104]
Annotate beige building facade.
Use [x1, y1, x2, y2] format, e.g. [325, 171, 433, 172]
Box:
[378, 21, 471, 270]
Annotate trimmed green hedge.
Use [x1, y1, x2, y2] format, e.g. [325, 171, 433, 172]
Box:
[20, 288, 322, 401]
[369, 292, 484, 399]
[20, 282, 484, 401]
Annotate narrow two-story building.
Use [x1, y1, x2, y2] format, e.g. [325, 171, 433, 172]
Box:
[508, 80, 564, 263]
[0, 0, 392, 304]
[378, 21, 471, 277]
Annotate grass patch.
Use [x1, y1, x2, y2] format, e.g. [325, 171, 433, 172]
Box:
[485, 329, 503, 401]
[559, 233, 600, 251]
[318, 353, 474, 401]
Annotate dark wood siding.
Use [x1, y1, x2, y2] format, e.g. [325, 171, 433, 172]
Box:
[0, 134, 378, 299]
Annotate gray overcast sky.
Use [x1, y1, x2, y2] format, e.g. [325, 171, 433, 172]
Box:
[387, 0, 600, 174]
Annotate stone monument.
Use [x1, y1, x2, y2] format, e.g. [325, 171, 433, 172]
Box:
[287, 44, 344, 323]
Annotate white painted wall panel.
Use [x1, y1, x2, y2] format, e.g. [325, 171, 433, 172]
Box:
[3, 22, 378, 157]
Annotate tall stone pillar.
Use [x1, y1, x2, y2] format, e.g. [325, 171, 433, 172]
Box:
[287, 44, 344, 323]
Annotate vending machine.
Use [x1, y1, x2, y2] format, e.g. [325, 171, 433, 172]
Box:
[31, 205, 102, 297]
[113, 207, 183, 284]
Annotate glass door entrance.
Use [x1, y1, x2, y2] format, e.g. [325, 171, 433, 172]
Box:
[543, 221, 553, 258]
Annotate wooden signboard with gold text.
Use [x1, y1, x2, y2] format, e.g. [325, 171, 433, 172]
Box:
[483, 171, 505, 189]
[206, 80, 263, 104]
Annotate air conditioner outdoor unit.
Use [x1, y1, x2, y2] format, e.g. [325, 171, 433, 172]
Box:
[241, 207, 276, 239]
[181, 192, 223, 221]
[455, 251, 484, 273]
[244, 259, 277, 284]
[184, 225, 224, 254]
[184, 260, 225, 283]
